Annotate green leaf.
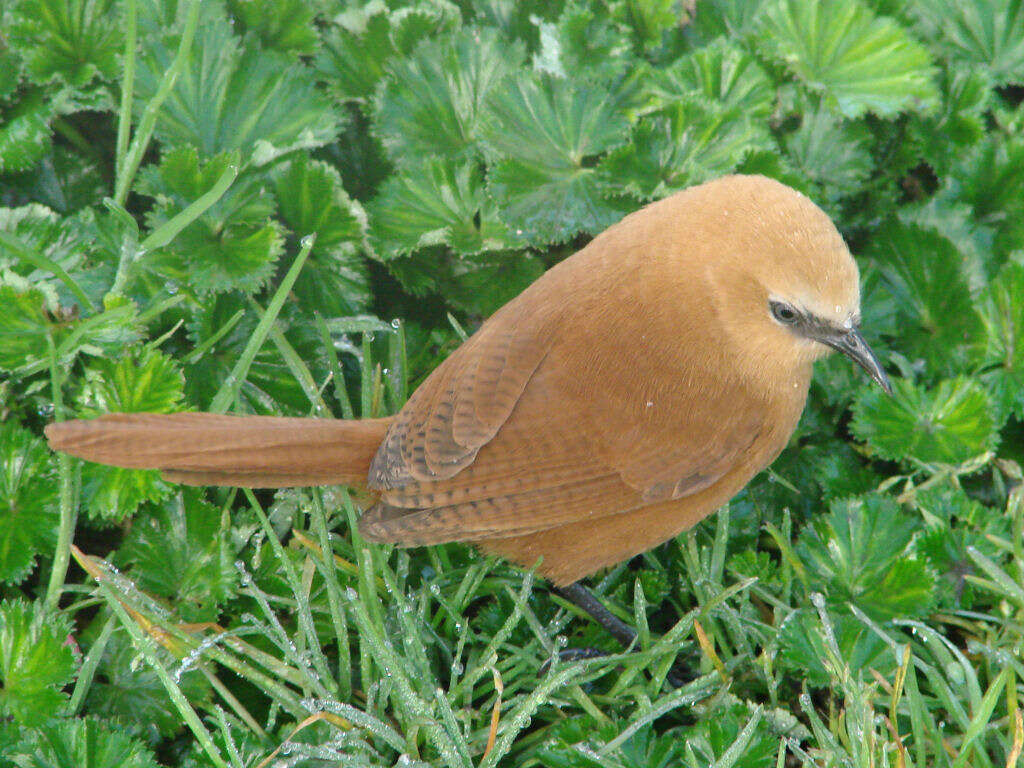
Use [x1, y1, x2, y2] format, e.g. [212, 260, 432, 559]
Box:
[227, 0, 317, 55]
[118, 490, 238, 622]
[8, 0, 120, 87]
[75, 348, 184, 519]
[599, 99, 771, 201]
[0, 90, 55, 173]
[756, 0, 938, 118]
[375, 26, 524, 164]
[537, 718, 686, 768]
[135, 6, 339, 163]
[552, 1, 636, 77]
[0, 285, 55, 371]
[138, 147, 283, 295]
[914, 484, 1008, 609]
[273, 156, 370, 317]
[798, 494, 936, 619]
[368, 158, 509, 258]
[0, 423, 59, 584]
[782, 106, 873, 207]
[954, 136, 1024, 261]
[385, 248, 545, 316]
[314, 0, 460, 102]
[2, 144, 108, 214]
[13, 716, 160, 768]
[778, 607, 893, 686]
[851, 377, 999, 466]
[185, 294, 326, 414]
[614, 0, 680, 50]
[976, 259, 1024, 420]
[911, 69, 990, 176]
[909, 0, 1024, 86]
[867, 222, 984, 375]
[481, 72, 633, 243]
[677, 702, 780, 768]
[82, 623, 209, 739]
[0, 599, 75, 726]
[444, 252, 546, 316]
[649, 39, 774, 119]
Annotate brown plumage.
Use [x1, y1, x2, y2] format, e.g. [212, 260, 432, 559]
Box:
[45, 175, 890, 586]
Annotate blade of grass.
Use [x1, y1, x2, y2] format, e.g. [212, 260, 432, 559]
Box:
[209, 234, 314, 413]
[74, 545, 230, 768]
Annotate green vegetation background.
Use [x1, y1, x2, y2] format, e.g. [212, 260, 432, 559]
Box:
[1, 0, 1024, 765]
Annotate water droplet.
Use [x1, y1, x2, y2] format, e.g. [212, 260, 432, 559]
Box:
[164, 280, 179, 295]
[391, 318, 401, 329]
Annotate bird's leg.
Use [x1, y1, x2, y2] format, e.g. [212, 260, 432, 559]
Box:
[553, 582, 638, 649]
[549, 581, 689, 687]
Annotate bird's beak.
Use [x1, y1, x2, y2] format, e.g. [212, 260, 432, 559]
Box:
[819, 327, 892, 394]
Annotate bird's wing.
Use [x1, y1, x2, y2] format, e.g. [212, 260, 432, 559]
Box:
[360, 341, 774, 543]
[368, 308, 553, 489]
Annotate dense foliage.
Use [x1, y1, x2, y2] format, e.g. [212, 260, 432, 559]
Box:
[1, 0, 1024, 765]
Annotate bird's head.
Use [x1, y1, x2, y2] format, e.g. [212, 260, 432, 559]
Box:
[699, 175, 891, 393]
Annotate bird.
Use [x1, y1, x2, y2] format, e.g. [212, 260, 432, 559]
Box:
[46, 174, 891, 590]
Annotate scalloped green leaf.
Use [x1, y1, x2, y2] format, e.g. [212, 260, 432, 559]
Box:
[613, 0, 679, 50]
[911, 69, 990, 177]
[0, 285, 55, 371]
[375, 26, 523, 165]
[598, 99, 771, 201]
[385, 248, 545, 317]
[314, 0, 460, 102]
[0, 284, 140, 372]
[9, 0, 121, 87]
[976, 260, 1024, 420]
[909, 0, 1024, 86]
[135, 6, 339, 163]
[138, 147, 283, 295]
[368, 158, 510, 258]
[481, 72, 634, 243]
[0, 204, 89, 280]
[75, 349, 184, 520]
[0, 423, 59, 584]
[756, 0, 938, 118]
[227, 0, 317, 55]
[684, 706, 782, 768]
[0, 599, 75, 726]
[778, 608, 893, 687]
[687, 0, 768, 42]
[914, 484, 1008, 609]
[118, 490, 238, 622]
[272, 156, 371, 318]
[867, 221, 984, 375]
[0, 90, 54, 173]
[782, 106, 873, 207]
[649, 39, 774, 118]
[954, 136, 1024, 261]
[13, 716, 161, 768]
[851, 377, 999, 465]
[445, 252, 545, 316]
[798, 494, 936, 619]
[2, 144, 108, 214]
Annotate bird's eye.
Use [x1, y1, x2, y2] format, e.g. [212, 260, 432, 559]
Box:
[770, 301, 799, 325]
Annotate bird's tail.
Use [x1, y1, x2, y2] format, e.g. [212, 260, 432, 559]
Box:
[44, 412, 393, 488]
